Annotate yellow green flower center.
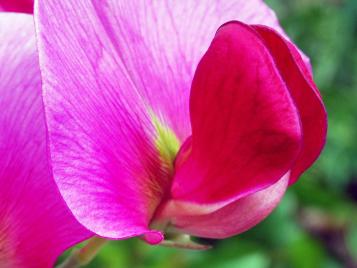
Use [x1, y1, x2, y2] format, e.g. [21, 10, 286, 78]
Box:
[151, 113, 180, 173]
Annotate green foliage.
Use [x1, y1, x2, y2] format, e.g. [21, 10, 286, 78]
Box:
[59, 1, 357, 267]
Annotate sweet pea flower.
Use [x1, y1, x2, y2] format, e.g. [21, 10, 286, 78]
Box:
[0, 0, 33, 13]
[0, 13, 92, 267]
[35, 0, 327, 245]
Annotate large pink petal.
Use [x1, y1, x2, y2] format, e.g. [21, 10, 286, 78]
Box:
[0, 14, 91, 268]
[34, 1, 296, 239]
[0, 0, 33, 13]
[167, 174, 289, 239]
[253, 25, 327, 183]
[35, 1, 165, 241]
[171, 22, 302, 204]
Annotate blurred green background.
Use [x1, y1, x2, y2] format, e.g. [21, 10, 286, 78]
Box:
[58, 0, 357, 267]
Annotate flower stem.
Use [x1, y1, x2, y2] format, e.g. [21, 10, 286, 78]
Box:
[57, 237, 107, 268]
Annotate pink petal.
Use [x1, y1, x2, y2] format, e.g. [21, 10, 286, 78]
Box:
[0, 14, 91, 267]
[171, 22, 302, 204]
[252, 25, 327, 183]
[0, 0, 33, 13]
[167, 174, 289, 239]
[35, 1, 166, 240]
[35, 0, 304, 239]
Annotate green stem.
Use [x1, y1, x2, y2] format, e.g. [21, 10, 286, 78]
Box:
[160, 233, 211, 250]
[57, 237, 107, 268]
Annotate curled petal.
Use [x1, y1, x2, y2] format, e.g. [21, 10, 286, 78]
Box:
[0, 14, 91, 267]
[252, 25, 327, 183]
[171, 22, 302, 204]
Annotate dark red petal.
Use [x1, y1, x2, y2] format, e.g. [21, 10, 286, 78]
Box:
[253, 25, 327, 183]
[0, 0, 33, 13]
[171, 22, 302, 204]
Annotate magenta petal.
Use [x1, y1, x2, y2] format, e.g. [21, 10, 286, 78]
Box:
[0, 0, 33, 13]
[253, 25, 327, 183]
[171, 22, 302, 204]
[168, 174, 289, 238]
[0, 14, 91, 267]
[34, 0, 295, 239]
[35, 1, 166, 240]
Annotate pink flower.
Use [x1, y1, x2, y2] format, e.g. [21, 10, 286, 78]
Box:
[35, 1, 327, 244]
[0, 13, 92, 267]
[0, 0, 33, 13]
